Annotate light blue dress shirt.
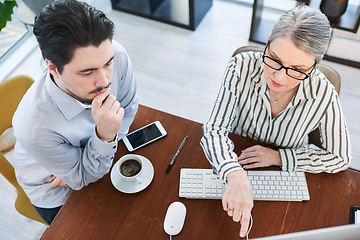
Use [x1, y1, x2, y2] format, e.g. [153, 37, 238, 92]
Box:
[12, 41, 138, 208]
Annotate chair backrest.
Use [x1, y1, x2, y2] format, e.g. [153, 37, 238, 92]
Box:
[0, 75, 48, 225]
[232, 46, 342, 148]
[0, 153, 47, 225]
[232, 46, 264, 58]
[0, 75, 34, 134]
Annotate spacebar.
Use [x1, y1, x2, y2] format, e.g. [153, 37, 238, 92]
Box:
[246, 170, 281, 176]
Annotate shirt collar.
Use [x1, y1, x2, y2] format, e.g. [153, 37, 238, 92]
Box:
[45, 72, 91, 120]
[291, 72, 317, 104]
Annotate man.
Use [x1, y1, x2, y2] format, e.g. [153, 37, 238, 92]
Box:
[12, 0, 138, 224]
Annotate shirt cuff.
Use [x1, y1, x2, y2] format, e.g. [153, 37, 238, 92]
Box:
[91, 131, 118, 156]
[279, 148, 296, 172]
[219, 161, 244, 183]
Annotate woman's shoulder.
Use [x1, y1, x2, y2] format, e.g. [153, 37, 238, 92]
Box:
[229, 51, 263, 73]
[314, 68, 338, 94]
[309, 68, 339, 102]
[232, 50, 263, 63]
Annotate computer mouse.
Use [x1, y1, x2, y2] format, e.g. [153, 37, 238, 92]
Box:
[163, 201, 186, 236]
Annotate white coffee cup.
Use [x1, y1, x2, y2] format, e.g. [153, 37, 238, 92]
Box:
[118, 154, 143, 184]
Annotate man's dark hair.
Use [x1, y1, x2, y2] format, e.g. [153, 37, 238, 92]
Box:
[33, 0, 114, 74]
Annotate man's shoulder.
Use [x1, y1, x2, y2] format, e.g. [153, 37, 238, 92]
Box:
[112, 40, 128, 56]
[16, 73, 47, 108]
[13, 74, 55, 138]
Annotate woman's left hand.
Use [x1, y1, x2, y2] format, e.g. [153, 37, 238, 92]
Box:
[238, 145, 282, 169]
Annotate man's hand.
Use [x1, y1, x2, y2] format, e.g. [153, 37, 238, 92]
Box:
[238, 145, 282, 169]
[91, 88, 124, 142]
[222, 170, 253, 238]
[50, 175, 68, 187]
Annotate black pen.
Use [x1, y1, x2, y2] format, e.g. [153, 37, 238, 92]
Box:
[166, 136, 188, 174]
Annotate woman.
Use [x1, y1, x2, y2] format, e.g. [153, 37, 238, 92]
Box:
[200, 5, 352, 238]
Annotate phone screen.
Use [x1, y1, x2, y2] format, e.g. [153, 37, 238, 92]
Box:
[126, 123, 162, 149]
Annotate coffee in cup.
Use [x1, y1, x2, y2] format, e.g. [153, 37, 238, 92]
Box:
[117, 154, 143, 184]
[120, 159, 142, 177]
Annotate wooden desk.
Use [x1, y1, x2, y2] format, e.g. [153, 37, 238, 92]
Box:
[42, 105, 360, 239]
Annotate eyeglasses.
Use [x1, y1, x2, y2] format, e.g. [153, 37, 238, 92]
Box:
[262, 44, 317, 81]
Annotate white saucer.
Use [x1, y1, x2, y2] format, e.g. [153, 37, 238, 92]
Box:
[110, 155, 154, 194]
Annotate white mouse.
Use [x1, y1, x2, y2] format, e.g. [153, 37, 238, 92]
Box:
[164, 201, 186, 236]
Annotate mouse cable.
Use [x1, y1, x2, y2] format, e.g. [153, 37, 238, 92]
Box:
[246, 214, 253, 240]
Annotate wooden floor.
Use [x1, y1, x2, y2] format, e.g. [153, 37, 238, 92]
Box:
[2, 0, 360, 239]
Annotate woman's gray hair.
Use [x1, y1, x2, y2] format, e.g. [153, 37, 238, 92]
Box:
[268, 5, 331, 62]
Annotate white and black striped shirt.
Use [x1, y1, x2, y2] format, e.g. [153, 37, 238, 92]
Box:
[200, 51, 352, 181]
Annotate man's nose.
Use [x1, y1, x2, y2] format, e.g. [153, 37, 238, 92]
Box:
[95, 69, 110, 87]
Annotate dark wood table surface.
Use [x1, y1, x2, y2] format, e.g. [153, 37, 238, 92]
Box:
[41, 105, 360, 239]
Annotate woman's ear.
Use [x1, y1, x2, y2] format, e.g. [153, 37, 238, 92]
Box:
[45, 59, 60, 79]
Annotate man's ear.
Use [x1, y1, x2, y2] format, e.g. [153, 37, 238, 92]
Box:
[45, 59, 60, 79]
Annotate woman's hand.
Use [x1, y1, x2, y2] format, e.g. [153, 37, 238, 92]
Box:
[222, 170, 254, 238]
[238, 145, 282, 169]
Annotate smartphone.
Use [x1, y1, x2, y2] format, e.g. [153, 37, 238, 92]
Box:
[122, 121, 167, 152]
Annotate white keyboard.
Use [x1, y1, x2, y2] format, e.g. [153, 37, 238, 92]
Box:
[179, 168, 310, 201]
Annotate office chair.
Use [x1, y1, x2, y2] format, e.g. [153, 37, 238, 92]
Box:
[232, 46, 341, 148]
[0, 75, 48, 225]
